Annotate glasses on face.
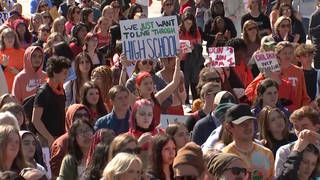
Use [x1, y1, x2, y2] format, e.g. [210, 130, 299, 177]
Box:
[74, 112, 90, 119]
[141, 60, 153, 66]
[40, 28, 50, 33]
[280, 23, 290, 29]
[247, 26, 257, 31]
[206, 77, 221, 83]
[225, 167, 247, 176]
[174, 176, 197, 180]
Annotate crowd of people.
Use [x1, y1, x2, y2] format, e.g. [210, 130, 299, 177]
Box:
[0, 0, 319, 179]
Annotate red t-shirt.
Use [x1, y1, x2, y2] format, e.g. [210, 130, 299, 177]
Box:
[179, 28, 201, 61]
[97, 32, 111, 48]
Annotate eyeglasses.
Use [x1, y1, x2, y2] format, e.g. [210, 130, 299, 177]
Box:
[225, 167, 247, 176]
[174, 176, 197, 180]
[141, 60, 153, 66]
[206, 77, 221, 83]
[74, 112, 90, 119]
[247, 26, 257, 31]
[280, 23, 291, 28]
[40, 28, 50, 33]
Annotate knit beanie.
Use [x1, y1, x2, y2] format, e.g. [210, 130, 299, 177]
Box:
[173, 142, 205, 175]
[207, 153, 242, 177]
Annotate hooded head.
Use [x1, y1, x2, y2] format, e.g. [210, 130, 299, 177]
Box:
[24, 46, 44, 73]
[65, 104, 91, 132]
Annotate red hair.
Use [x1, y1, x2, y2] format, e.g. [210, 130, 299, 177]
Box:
[129, 99, 154, 131]
[135, 72, 151, 87]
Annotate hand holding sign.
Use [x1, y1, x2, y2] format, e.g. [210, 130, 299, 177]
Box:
[180, 40, 192, 54]
[208, 46, 235, 67]
[1, 54, 9, 67]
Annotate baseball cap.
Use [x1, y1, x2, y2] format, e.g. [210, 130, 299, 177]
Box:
[262, 36, 276, 47]
[225, 104, 256, 125]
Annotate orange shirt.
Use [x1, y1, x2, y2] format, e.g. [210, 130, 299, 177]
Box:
[0, 48, 25, 91]
[281, 64, 310, 109]
[234, 61, 254, 87]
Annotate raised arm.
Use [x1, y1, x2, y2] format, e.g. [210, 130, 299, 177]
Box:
[155, 53, 181, 105]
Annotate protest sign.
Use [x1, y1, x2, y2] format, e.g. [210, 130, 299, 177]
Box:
[159, 114, 188, 129]
[120, 16, 179, 60]
[0, 11, 8, 24]
[254, 51, 280, 73]
[208, 46, 235, 67]
[180, 40, 192, 54]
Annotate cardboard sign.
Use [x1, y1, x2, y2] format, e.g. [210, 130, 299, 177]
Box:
[208, 46, 235, 67]
[159, 114, 188, 129]
[136, 0, 149, 6]
[180, 40, 192, 54]
[0, 11, 8, 24]
[254, 51, 280, 73]
[120, 16, 179, 60]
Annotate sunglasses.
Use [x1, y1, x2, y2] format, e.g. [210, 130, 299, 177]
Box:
[280, 23, 290, 28]
[206, 77, 221, 83]
[247, 26, 257, 31]
[40, 28, 50, 33]
[141, 60, 153, 65]
[225, 167, 247, 176]
[174, 176, 197, 180]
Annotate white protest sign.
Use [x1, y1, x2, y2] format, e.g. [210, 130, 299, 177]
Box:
[136, 0, 149, 6]
[120, 16, 179, 60]
[180, 40, 192, 54]
[0, 11, 8, 24]
[208, 46, 235, 67]
[42, 147, 52, 179]
[254, 51, 280, 73]
[159, 114, 188, 129]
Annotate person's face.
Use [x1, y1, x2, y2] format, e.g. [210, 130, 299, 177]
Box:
[55, 21, 65, 34]
[118, 160, 142, 180]
[91, 72, 103, 88]
[31, 49, 43, 70]
[86, 88, 100, 106]
[135, 104, 153, 129]
[216, 18, 225, 30]
[74, 108, 90, 121]
[53, 68, 69, 84]
[87, 36, 98, 50]
[138, 60, 153, 73]
[213, 2, 224, 15]
[161, 57, 176, 69]
[261, 86, 278, 107]
[138, 77, 154, 95]
[73, 8, 81, 22]
[174, 164, 201, 180]
[76, 123, 94, 150]
[112, 91, 130, 111]
[278, 20, 291, 36]
[229, 119, 254, 142]
[278, 47, 294, 65]
[3, 33, 15, 48]
[38, 27, 50, 40]
[297, 151, 318, 180]
[163, 0, 174, 14]
[173, 125, 190, 150]
[203, 72, 222, 88]
[39, 2, 49, 12]
[6, 132, 20, 161]
[100, 19, 111, 31]
[183, 19, 193, 32]
[161, 140, 176, 165]
[16, 24, 26, 36]
[246, 24, 258, 40]
[21, 134, 36, 161]
[103, 8, 114, 22]
[299, 53, 314, 65]
[220, 159, 248, 180]
[32, 16, 42, 29]
[268, 110, 286, 137]
[292, 117, 319, 137]
[281, 6, 292, 17]
[88, 12, 94, 23]
[42, 13, 51, 25]
[250, 0, 259, 11]
[78, 27, 88, 43]
[78, 57, 91, 74]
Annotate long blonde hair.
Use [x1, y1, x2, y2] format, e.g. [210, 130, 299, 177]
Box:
[103, 153, 142, 180]
[0, 125, 27, 172]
